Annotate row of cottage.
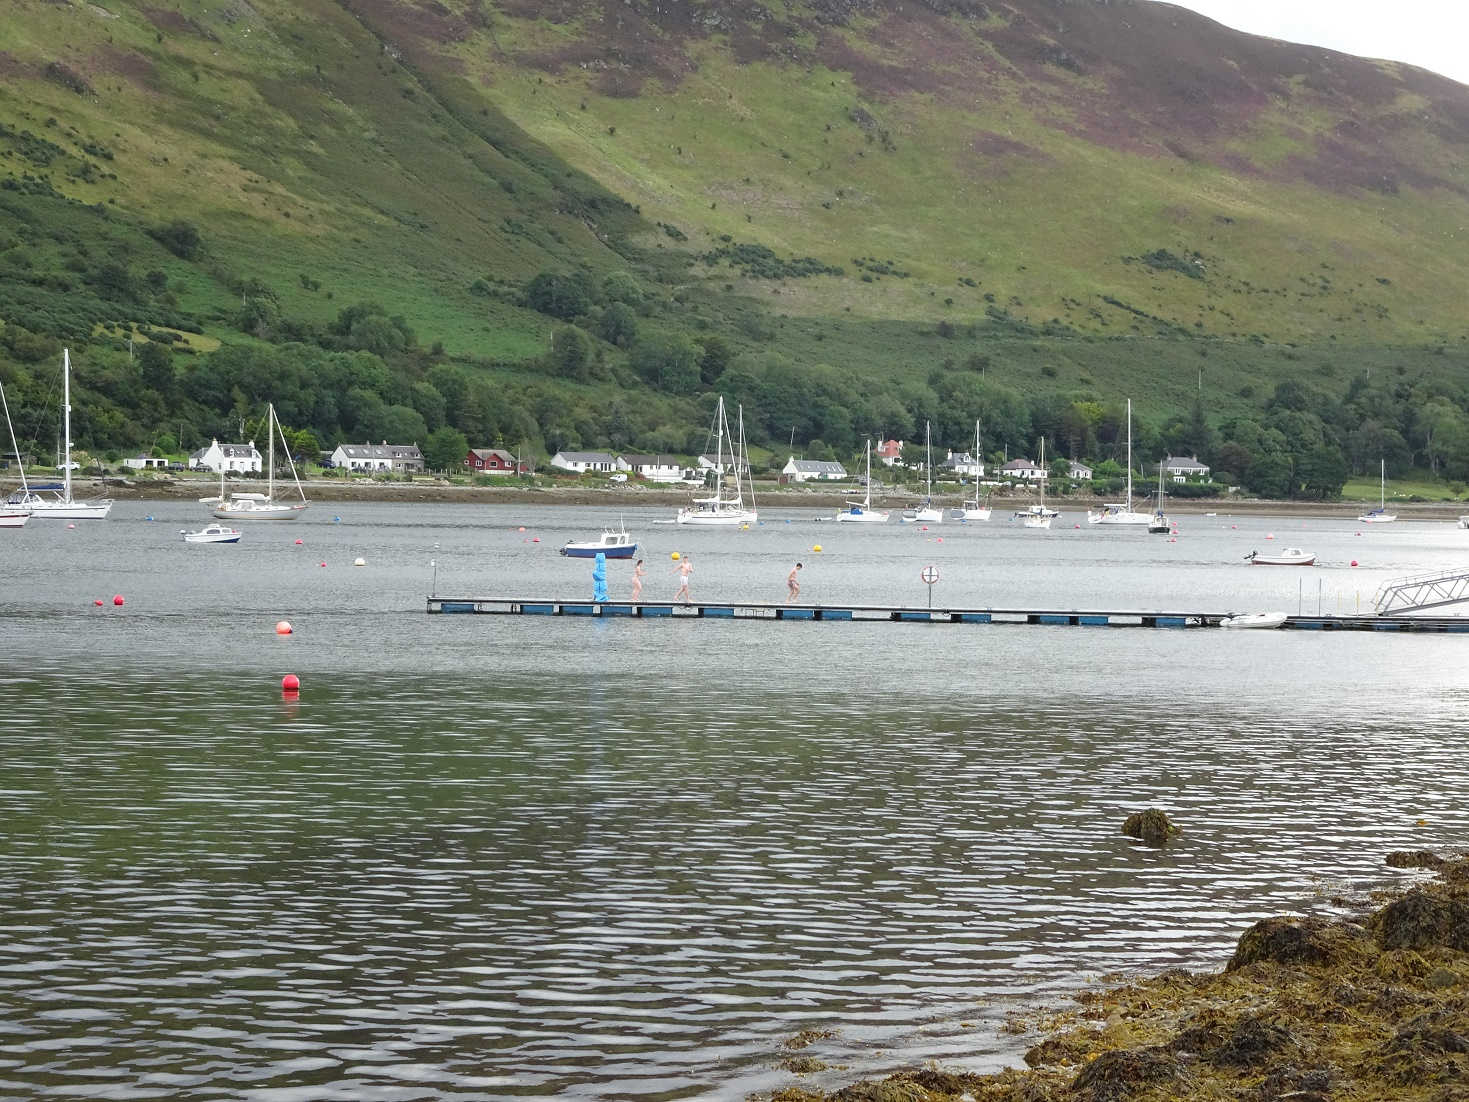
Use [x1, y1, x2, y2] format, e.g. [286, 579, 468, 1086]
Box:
[169, 437, 1211, 484]
[546, 445, 1212, 484]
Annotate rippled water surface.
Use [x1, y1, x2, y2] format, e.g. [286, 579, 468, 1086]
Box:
[1, 502, 1466, 1099]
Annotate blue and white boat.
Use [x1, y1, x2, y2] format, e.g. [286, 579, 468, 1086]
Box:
[560, 527, 637, 559]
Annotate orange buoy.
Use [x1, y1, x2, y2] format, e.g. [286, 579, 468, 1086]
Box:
[517, 526, 526, 532]
[281, 674, 300, 692]
[275, 620, 293, 635]
[112, 594, 124, 606]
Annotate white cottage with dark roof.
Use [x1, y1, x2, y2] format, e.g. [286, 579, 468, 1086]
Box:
[1163, 455, 1211, 482]
[549, 451, 629, 474]
[189, 439, 262, 474]
[781, 456, 848, 482]
[330, 442, 425, 473]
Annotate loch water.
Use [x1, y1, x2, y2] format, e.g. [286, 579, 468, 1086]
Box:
[2, 501, 1467, 1100]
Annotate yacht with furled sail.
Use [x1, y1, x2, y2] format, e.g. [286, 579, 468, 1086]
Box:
[1357, 459, 1396, 523]
[213, 403, 309, 521]
[1015, 437, 1057, 528]
[1088, 398, 1149, 526]
[834, 438, 889, 523]
[950, 419, 991, 521]
[3, 349, 112, 520]
[901, 421, 943, 524]
[676, 396, 757, 526]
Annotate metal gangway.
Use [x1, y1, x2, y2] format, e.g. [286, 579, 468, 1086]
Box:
[1372, 570, 1469, 615]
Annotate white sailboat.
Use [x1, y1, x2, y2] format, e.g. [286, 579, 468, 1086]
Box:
[950, 419, 991, 521]
[676, 396, 757, 526]
[0, 380, 29, 527]
[834, 438, 889, 523]
[212, 403, 309, 521]
[901, 420, 943, 524]
[1148, 461, 1172, 533]
[1088, 398, 1149, 525]
[3, 349, 112, 519]
[1016, 437, 1055, 528]
[1358, 459, 1396, 523]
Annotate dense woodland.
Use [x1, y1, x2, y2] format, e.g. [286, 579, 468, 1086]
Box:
[3, 215, 1464, 502]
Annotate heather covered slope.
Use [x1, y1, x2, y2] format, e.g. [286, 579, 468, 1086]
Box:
[442, 0, 1469, 342]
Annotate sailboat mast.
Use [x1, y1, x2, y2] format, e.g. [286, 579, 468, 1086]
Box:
[865, 438, 872, 509]
[267, 404, 275, 499]
[1034, 437, 1045, 511]
[1381, 458, 1386, 509]
[925, 420, 932, 502]
[1125, 398, 1133, 511]
[0, 381, 27, 495]
[62, 348, 72, 504]
[737, 402, 753, 510]
[714, 397, 725, 501]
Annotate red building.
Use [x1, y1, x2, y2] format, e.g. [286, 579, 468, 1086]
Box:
[465, 447, 524, 474]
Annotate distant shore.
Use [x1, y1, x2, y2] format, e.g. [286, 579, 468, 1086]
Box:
[5, 475, 1467, 519]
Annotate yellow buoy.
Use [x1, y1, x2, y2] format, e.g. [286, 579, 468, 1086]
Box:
[812, 544, 823, 552]
[671, 551, 680, 560]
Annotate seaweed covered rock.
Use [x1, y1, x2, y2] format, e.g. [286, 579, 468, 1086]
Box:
[1362, 1004, 1469, 1086]
[1372, 889, 1469, 951]
[1071, 1046, 1191, 1101]
[1227, 915, 1370, 971]
[1388, 849, 1448, 870]
[1121, 809, 1179, 846]
[1252, 1064, 1333, 1102]
[1171, 1013, 1299, 1069]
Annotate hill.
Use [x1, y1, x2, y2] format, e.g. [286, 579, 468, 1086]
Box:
[1, 0, 1468, 499]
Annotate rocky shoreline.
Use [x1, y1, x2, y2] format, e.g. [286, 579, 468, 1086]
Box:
[770, 849, 1469, 1102]
[11, 475, 1468, 519]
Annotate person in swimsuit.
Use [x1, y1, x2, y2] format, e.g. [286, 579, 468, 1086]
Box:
[786, 561, 803, 603]
[631, 559, 646, 601]
[673, 555, 693, 603]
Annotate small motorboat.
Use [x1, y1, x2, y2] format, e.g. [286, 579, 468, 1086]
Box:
[560, 527, 637, 558]
[1220, 611, 1288, 629]
[1244, 548, 1315, 566]
[182, 523, 242, 544]
[0, 512, 27, 528]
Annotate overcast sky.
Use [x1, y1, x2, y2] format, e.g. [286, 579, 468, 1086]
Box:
[1165, 1, 1469, 86]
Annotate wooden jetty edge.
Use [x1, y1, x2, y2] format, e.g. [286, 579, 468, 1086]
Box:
[424, 597, 1469, 632]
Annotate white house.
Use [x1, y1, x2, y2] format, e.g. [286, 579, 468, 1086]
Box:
[550, 451, 628, 475]
[781, 456, 848, 483]
[697, 453, 734, 473]
[944, 450, 985, 478]
[1068, 460, 1094, 480]
[1001, 457, 1046, 481]
[623, 454, 685, 483]
[875, 439, 903, 467]
[189, 439, 262, 474]
[331, 442, 425, 473]
[123, 455, 169, 471]
[1163, 455, 1211, 482]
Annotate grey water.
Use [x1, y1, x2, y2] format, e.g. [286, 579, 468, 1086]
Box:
[2, 501, 1467, 1100]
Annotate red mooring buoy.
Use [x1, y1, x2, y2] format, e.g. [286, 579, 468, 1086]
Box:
[112, 594, 124, 606]
[281, 674, 300, 693]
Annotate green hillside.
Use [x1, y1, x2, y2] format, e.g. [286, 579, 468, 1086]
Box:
[2, 0, 1468, 498]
